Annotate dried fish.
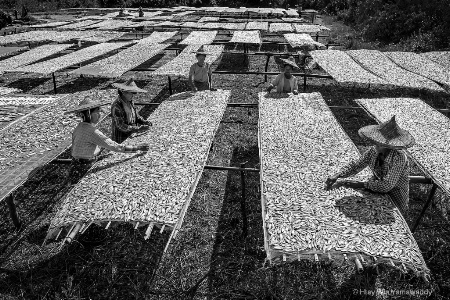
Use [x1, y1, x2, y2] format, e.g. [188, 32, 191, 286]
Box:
[245, 22, 268, 31]
[259, 92, 427, 272]
[269, 23, 294, 33]
[0, 44, 73, 74]
[310, 50, 388, 85]
[0, 90, 117, 201]
[70, 43, 168, 78]
[47, 90, 230, 238]
[357, 98, 450, 195]
[347, 49, 444, 91]
[0, 87, 22, 95]
[284, 33, 325, 49]
[138, 31, 178, 44]
[179, 31, 217, 45]
[230, 30, 261, 44]
[14, 42, 131, 74]
[153, 44, 224, 77]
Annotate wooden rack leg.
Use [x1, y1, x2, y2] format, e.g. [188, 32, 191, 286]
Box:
[52, 72, 57, 94]
[264, 55, 270, 82]
[412, 183, 438, 233]
[303, 74, 307, 91]
[6, 194, 21, 229]
[168, 76, 173, 95]
[240, 162, 248, 237]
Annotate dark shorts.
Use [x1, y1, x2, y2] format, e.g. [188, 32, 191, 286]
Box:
[194, 81, 210, 91]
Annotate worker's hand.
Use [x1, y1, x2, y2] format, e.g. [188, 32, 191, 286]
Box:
[138, 125, 150, 132]
[191, 87, 198, 92]
[144, 121, 153, 126]
[325, 175, 339, 191]
[137, 144, 149, 152]
[293, 90, 299, 95]
[266, 87, 272, 93]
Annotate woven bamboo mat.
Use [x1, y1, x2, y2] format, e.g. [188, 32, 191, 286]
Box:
[46, 90, 230, 241]
[258, 92, 429, 277]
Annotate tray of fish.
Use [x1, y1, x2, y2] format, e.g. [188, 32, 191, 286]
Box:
[245, 22, 268, 31]
[153, 44, 224, 77]
[179, 30, 217, 45]
[0, 89, 117, 202]
[347, 49, 444, 92]
[258, 92, 428, 274]
[138, 31, 178, 44]
[309, 50, 388, 85]
[14, 42, 131, 75]
[70, 43, 168, 78]
[269, 23, 294, 33]
[229, 30, 261, 44]
[47, 90, 230, 238]
[284, 33, 325, 49]
[0, 44, 73, 74]
[357, 98, 450, 197]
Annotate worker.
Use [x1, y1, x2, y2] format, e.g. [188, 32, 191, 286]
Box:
[111, 79, 152, 144]
[138, 6, 144, 17]
[65, 96, 149, 181]
[21, 5, 28, 19]
[189, 47, 212, 92]
[266, 57, 299, 94]
[325, 116, 414, 216]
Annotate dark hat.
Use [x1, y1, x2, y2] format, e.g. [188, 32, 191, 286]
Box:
[358, 115, 415, 149]
[112, 78, 147, 93]
[64, 94, 110, 114]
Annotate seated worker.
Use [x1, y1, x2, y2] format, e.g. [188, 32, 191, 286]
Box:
[111, 79, 152, 144]
[66, 97, 149, 181]
[325, 116, 414, 216]
[189, 47, 212, 92]
[266, 57, 299, 95]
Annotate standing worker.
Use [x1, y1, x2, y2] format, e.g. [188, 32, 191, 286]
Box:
[111, 79, 152, 144]
[325, 116, 414, 216]
[189, 47, 212, 92]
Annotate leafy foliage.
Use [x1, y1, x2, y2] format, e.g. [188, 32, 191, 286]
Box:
[302, 0, 450, 51]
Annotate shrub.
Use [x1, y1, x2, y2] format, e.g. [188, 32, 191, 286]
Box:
[0, 10, 12, 29]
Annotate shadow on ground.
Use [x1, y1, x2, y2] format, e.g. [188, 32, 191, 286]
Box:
[6, 77, 51, 93]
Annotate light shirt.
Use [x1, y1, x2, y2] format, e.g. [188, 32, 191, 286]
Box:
[189, 62, 210, 83]
[271, 73, 298, 93]
[71, 122, 126, 159]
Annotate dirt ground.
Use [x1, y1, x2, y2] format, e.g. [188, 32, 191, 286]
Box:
[0, 13, 449, 300]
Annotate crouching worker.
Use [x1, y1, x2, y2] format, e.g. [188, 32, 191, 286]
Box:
[266, 57, 299, 95]
[325, 116, 414, 216]
[66, 97, 149, 182]
[111, 79, 152, 144]
[189, 47, 212, 92]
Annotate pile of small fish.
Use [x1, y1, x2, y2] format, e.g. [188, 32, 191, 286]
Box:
[258, 92, 427, 272]
[357, 97, 450, 196]
[47, 90, 230, 236]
